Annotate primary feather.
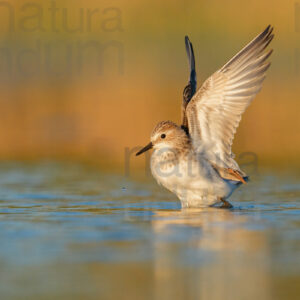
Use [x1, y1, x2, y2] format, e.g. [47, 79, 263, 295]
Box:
[186, 25, 273, 171]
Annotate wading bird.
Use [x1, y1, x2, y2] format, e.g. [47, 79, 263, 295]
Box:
[136, 26, 273, 208]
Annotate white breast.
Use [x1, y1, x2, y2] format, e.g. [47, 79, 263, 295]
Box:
[150, 149, 232, 207]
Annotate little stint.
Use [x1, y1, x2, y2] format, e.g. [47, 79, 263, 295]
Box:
[136, 25, 274, 208]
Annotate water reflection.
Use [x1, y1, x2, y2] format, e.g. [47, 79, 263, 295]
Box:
[0, 162, 299, 300]
[152, 208, 271, 300]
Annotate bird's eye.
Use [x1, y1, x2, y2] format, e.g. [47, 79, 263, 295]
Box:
[161, 134, 166, 139]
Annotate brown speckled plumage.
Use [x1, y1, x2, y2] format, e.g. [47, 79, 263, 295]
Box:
[136, 26, 273, 208]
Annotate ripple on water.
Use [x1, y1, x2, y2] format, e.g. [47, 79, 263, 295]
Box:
[0, 162, 299, 300]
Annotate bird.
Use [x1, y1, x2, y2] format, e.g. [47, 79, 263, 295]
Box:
[136, 25, 274, 208]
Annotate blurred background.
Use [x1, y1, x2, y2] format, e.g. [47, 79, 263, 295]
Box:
[0, 0, 298, 172]
[0, 1, 300, 300]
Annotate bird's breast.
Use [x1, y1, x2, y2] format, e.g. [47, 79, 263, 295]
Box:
[150, 149, 231, 200]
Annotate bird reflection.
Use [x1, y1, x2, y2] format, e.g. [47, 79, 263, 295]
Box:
[151, 208, 271, 300]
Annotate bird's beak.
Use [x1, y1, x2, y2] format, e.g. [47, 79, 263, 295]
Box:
[136, 142, 153, 156]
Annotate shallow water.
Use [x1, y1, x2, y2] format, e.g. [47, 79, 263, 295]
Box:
[0, 162, 299, 300]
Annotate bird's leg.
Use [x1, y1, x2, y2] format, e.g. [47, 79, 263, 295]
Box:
[220, 198, 233, 209]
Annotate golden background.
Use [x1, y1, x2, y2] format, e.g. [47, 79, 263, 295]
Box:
[0, 0, 299, 170]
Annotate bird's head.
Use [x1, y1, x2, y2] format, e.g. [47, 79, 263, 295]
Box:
[136, 121, 189, 156]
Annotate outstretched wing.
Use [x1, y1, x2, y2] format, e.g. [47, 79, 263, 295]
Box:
[181, 36, 197, 134]
[186, 25, 273, 169]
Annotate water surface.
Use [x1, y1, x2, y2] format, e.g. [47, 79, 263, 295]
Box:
[0, 162, 299, 300]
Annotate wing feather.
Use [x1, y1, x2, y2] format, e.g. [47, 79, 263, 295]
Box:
[186, 25, 274, 170]
[181, 36, 197, 133]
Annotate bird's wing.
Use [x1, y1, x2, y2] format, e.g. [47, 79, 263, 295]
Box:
[186, 25, 273, 169]
[181, 36, 197, 134]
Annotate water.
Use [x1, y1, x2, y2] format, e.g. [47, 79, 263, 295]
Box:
[0, 162, 299, 300]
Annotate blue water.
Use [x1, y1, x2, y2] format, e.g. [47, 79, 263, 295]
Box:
[0, 161, 299, 300]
